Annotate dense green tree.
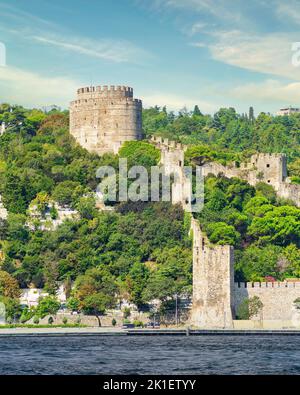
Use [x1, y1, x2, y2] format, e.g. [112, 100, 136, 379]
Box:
[123, 262, 150, 308]
[235, 245, 286, 281]
[0, 270, 21, 298]
[119, 141, 160, 169]
[52, 181, 84, 207]
[76, 196, 97, 219]
[237, 296, 263, 320]
[193, 105, 202, 117]
[205, 222, 241, 246]
[36, 296, 60, 318]
[73, 267, 117, 326]
[0, 296, 22, 322]
[143, 247, 192, 303]
[248, 206, 300, 246]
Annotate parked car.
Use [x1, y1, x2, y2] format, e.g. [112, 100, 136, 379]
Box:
[57, 303, 68, 314]
[122, 323, 135, 329]
[146, 322, 160, 329]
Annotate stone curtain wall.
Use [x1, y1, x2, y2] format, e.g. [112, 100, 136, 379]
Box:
[278, 183, 300, 204]
[70, 85, 143, 155]
[190, 220, 300, 327]
[150, 136, 193, 211]
[240, 153, 287, 190]
[151, 135, 300, 207]
[234, 282, 300, 321]
[202, 153, 300, 207]
[151, 136, 300, 327]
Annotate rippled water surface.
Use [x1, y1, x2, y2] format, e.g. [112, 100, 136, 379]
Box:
[0, 335, 300, 375]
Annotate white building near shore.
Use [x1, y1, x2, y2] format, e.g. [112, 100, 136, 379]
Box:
[277, 107, 300, 116]
[0, 195, 8, 220]
[20, 285, 67, 307]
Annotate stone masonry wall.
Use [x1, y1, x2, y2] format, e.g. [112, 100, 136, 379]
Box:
[202, 153, 299, 206]
[70, 85, 143, 155]
[151, 135, 300, 327]
[150, 136, 193, 211]
[234, 282, 300, 321]
[190, 218, 234, 328]
[150, 136, 300, 207]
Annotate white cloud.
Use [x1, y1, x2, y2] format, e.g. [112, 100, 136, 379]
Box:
[0, 66, 218, 113]
[231, 79, 300, 105]
[0, 2, 57, 29]
[190, 42, 207, 48]
[146, 1, 300, 81]
[143, 92, 217, 112]
[32, 35, 150, 64]
[276, 1, 300, 24]
[196, 30, 300, 80]
[150, 0, 245, 24]
[184, 22, 209, 36]
[0, 3, 151, 65]
[0, 66, 80, 107]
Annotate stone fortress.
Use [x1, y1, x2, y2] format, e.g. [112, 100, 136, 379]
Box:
[69, 86, 300, 329]
[70, 85, 143, 155]
[151, 136, 300, 207]
[151, 136, 300, 329]
[202, 153, 300, 206]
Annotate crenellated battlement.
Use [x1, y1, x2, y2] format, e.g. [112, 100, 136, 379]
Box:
[234, 280, 300, 321]
[70, 97, 142, 106]
[235, 282, 300, 289]
[150, 135, 187, 151]
[249, 153, 285, 161]
[76, 85, 134, 98]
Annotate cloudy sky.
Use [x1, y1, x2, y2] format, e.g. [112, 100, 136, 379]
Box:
[0, 0, 300, 114]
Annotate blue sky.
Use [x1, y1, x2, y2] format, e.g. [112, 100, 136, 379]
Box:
[0, 0, 300, 114]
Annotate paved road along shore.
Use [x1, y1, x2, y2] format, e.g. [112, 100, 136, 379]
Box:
[2, 327, 300, 336]
[0, 327, 126, 336]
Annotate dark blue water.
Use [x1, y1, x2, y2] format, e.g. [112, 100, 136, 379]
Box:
[0, 335, 300, 375]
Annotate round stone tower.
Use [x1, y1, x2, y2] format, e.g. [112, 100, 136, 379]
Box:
[69, 85, 143, 155]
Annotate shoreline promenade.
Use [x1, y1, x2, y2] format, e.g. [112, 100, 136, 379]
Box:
[2, 327, 300, 336]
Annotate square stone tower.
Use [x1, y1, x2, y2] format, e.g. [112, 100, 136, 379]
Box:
[190, 218, 234, 329]
[69, 85, 143, 155]
[242, 153, 288, 190]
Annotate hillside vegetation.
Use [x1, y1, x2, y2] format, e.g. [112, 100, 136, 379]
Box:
[0, 103, 299, 320]
[143, 106, 300, 183]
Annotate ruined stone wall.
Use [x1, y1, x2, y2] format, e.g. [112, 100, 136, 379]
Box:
[70, 85, 143, 155]
[241, 153, 287, 189]
[202, 153, 287, 188]
[234, 282, 300, 321]
[202, 161, 241, 179]
[151, 136, 299, 207]
[277, 182, 300, 204]
[202, 153, 299, 206]
[151, 136, 300, 327]
[150, 136, 192, 211]
[190, 218, 234, 328]
[151, 136, 186, 172]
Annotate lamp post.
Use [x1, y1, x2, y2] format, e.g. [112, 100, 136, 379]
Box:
[175, 293, 179, 326]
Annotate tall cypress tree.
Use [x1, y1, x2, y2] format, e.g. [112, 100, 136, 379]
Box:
[193, 105, 202, 117]
[249, 106, 255, 123]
